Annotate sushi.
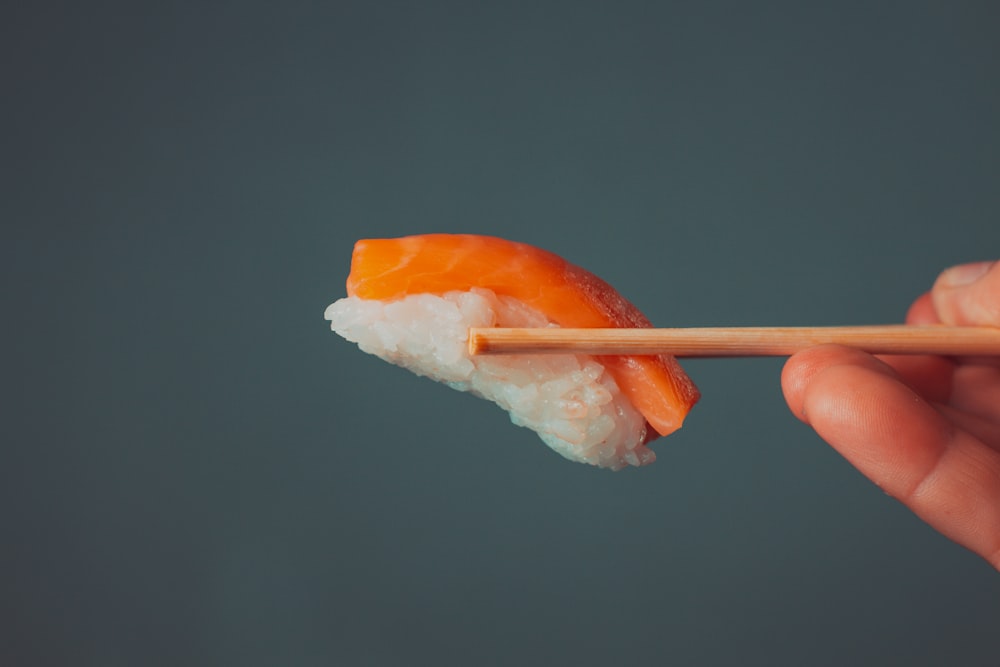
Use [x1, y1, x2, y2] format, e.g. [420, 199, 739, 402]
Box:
[324, 234, 699, 470]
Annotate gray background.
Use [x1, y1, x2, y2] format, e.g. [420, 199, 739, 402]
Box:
[3, 2, 999, 665]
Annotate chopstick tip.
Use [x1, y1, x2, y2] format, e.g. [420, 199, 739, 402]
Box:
[467, 327, 485, 355]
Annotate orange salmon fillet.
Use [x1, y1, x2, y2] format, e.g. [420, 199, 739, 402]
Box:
[346, 234, 700, 438]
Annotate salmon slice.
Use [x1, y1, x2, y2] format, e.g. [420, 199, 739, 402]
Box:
[346, 234, 700, 438]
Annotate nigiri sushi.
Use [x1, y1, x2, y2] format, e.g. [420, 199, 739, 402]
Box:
[325, 234, 699, 470]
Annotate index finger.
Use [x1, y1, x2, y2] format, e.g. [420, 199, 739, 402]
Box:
[874, 293, 954, 404]
[783, 345, 1000, 570]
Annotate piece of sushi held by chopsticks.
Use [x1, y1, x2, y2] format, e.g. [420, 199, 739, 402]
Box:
[324, 234, 700, 470]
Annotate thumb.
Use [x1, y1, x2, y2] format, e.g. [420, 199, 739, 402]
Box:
[931, 260, 1000, 326]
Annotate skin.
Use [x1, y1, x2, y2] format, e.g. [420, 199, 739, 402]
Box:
[782, 261, 1000, 570]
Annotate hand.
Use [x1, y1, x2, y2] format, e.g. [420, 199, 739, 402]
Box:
[782, 261, 1000, 570]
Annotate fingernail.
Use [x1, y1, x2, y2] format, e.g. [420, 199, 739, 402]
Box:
[938, 261, 993, 288]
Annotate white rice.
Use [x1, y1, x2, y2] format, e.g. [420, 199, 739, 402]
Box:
[324, 288, 653, 470]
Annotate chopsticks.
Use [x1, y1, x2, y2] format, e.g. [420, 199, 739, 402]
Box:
[468, 325, 1000, 357]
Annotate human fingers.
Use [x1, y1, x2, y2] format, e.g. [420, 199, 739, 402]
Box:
[783, 345, 1000, 570]
[874, 353, 954, 405]
[905, 292, 940, 325]
[896, 285, 1000, 419]
[949, 364, 1000, 425]
[929, 264, 1000, 368]
[782, 345, 891, 419]
[871, 292, 954, 403]
[932, 260, 1000, 326]
[937, 404, 1000, 451]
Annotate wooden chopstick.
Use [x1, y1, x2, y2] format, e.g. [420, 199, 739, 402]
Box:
[468, 326, 1000, 357]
